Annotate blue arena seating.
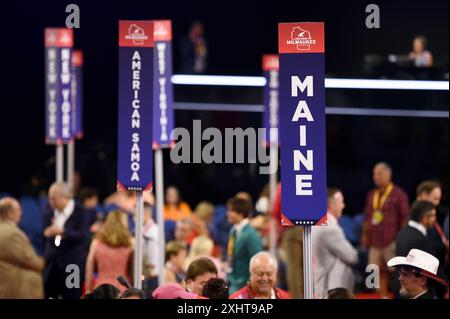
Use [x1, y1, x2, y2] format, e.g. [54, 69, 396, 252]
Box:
[352, 213, 365, 246]
[212, 204, 232, 252]
[0, 192, 12, 199]
[18, 196, 43, 256]
[164, 220, 176, 242]
[339, 215, 357, 245]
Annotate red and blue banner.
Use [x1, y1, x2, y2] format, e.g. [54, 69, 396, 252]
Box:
[278, 22, 327, 226]
[71, 50, 83, 139]
[152, 20, 174, 148]
[45, 28, 73, 144]
[117, 21, 154, 191]
[262, 54, 279, 146]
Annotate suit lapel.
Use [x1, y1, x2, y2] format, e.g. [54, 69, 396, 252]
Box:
[63, 204, 78, 228]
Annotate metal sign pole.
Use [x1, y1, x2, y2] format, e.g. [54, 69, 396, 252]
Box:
[269, 143, 278, 256]
[67, 140, 75, 190]
[303, 225, 313, 299]
[56, 144, 64, 183]
[155, 148, 166, 285]
[134, 191, 144, 289]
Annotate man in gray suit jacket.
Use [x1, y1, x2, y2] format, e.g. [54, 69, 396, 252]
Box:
[312, 188, 358, 299]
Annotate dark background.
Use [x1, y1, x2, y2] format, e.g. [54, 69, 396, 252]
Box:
[0, 0, 448, 215]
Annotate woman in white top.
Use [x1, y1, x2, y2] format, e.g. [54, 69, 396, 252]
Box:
[409, 35, 433, 67]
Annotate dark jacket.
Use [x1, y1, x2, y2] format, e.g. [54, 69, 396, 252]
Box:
[415, 290, 437, 299]
[395, 225, 434, 257]
[43, 202, 89, 276]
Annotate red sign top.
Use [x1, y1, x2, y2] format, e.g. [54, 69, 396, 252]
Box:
[119, 21, 154, 48]
[262, 54, 279, 71]
[153, 20, 172, 41]
[72, 50, 83, 66]
[278, 22, 324, 54]
[45, 28, 74, 48]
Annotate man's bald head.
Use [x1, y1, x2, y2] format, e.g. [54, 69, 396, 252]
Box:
[249, 252, 278, 297]
[373, 162, 392, 188]
[0, 197, 22, 224]
[249, 252, 278, 273]
[374, 162, 392, 172]
[48, 182, 72, 211]
[49, 182, 72, 198]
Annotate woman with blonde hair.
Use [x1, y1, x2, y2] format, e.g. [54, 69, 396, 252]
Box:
[184, 235, 225, 279]
[190, 201, 215, 238]
[85, 211, 133, 293]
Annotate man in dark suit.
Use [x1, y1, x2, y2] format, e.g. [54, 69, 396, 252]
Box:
[43, 182, 89, 299]
[395, 201, 436, 257]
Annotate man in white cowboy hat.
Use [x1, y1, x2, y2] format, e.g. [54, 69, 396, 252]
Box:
[387, 248, 448, 299]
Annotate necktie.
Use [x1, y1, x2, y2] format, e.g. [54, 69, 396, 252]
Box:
[227, 229, 237, 262]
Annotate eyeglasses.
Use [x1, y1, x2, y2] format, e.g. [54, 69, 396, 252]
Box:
[399, 268, 420, 279]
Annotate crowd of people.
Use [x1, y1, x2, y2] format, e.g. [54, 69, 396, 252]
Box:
[0, 162, 448, 299]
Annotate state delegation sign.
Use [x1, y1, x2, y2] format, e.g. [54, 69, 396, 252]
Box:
[117, 21, 154, 191]
[278, 22, 327, 226]
[71, 50, 83, 139]
[262, 54, 279, 147]
[152, 20, 174, 149]
[45, 28, 73, 144]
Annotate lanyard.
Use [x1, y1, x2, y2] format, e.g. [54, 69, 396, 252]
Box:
[227, 229, 237, 258]
[373, 183, 394, 211]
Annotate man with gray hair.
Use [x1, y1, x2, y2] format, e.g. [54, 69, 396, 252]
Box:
[0, 197, 45, 298]
[312, 188, 358, 299]
[43, 182, 89, 299]
[230, 252, 290, 299]
[362, 162, 409, 298]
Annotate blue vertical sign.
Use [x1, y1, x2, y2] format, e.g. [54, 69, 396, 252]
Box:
[278, 22, 327, 226]
[152, 20, 174, 148]
[262, 54, 279, 147]
[117, 21, 154, 191]
[45, 28, 73, 144]
[71, 50, 84, 139]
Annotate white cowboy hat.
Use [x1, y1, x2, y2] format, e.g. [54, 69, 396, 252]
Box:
[387, 249, 448, 286]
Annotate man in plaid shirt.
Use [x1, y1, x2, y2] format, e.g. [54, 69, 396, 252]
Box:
[362, 162, 409, 298]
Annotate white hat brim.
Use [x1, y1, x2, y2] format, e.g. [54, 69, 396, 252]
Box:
[387, 256, 410, 268]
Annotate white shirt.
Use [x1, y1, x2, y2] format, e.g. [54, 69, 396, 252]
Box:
[143, 219, 161, 277]
[234, 218, 249, 235]
[408, 220, 427, 236]
[254, 289, 276, 299]
[53, 199, 75, 230]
